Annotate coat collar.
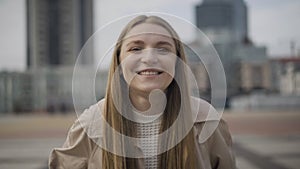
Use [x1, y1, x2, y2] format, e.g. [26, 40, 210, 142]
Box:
[78, 97, 221, 140]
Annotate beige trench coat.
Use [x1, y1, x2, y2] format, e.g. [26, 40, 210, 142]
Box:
[49, 98, 236, 169]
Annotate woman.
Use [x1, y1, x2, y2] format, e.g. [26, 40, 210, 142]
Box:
[49, 15, 235, 169]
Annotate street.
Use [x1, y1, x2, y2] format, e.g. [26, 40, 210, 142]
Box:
[0, 110, 299, 169]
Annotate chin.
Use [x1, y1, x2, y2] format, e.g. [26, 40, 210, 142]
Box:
[135, 85, 167, 93]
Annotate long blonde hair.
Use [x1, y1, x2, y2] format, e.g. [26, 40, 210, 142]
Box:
[102, 15, 198, 169]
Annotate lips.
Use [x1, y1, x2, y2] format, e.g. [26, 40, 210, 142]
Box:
[137, 69, 163, 75]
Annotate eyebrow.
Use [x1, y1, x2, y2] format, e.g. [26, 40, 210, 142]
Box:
[125, 40, 144, 47]
[125, 40, 175, 48]
[156, 41, 174, 47]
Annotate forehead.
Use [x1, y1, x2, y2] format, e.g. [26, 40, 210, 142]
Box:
[123, 23, 174, 44]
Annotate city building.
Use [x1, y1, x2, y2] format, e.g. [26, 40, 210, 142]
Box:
[0, 0, 95, 113]
[271, 57, 300, 95]
[195, 0, 248, 44]
[0, 71, 33, 113]
[0, 68, 107, 113]
[230, 56, 300, 110]
[191, 0, 271, 104]
[26, 0, 94, 68]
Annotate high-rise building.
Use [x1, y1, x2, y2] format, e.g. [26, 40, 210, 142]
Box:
[192, 0, 270, 102]
[11, 0, 96, 113]
[26, 0, 93, 69]
[195, 0, 248, 44]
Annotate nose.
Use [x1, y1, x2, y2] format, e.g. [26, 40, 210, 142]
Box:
[141, 48, 158, 65]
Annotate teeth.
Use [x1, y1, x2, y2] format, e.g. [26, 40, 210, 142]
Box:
[139, 71, 159, 75]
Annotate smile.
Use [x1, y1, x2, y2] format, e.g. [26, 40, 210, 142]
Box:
[137, 69, 163, 75]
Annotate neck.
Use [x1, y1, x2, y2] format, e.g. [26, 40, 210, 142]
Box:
[129, 88, 167, 116]
[129, 90, 150, 112]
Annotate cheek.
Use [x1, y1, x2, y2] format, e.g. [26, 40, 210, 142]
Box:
[119, 55, 139, 83]
[160, 56, 177, 77]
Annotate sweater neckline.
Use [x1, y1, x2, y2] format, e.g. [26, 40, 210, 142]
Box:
[132, 108, 163, 123]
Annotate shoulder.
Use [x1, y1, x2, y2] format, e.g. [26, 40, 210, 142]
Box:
[194, 119, 236, 169]
[190, 97, 221, 123]
[190, 97, 229, 143]
[49, 99, 106, 168]
[77, 99, 106, 139]
[191, 97, 236, 168]
[61, 98, 106, 147]
[77, 99, 105, 127]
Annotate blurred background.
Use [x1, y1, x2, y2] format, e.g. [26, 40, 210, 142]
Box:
[0, 0, 299, 168]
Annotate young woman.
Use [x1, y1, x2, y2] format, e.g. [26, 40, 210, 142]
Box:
[49, 15, 235, 169]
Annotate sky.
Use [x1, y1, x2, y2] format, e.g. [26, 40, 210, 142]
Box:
[0, 0, 299, 71]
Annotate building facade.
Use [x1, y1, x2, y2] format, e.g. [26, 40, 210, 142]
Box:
[26, 0, 94, 68]
[0, 0, 95, 113]
[195, 0, 248, 44]
[193, 0, 270, 100]
[0, 68, 107, 113]
[272, 57, 300, 95]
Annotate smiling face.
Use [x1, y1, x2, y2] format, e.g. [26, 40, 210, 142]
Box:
[119, 23, 177, 95]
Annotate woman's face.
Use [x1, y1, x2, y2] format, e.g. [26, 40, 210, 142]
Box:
[119, 23, 177, 95]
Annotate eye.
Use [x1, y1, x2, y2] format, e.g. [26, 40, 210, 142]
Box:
[128, 46, 143, 53]
[156, 47, 170, 55]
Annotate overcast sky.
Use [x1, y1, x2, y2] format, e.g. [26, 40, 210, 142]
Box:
[0, 0, 299, 71]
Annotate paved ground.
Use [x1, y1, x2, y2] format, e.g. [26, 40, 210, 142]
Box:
[0, 110, 299, 169]
[222, 110, 300, 169]
[0, 114, 75, 169]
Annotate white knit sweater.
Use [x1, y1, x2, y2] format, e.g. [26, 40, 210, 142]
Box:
[133, 111, 163, 169]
